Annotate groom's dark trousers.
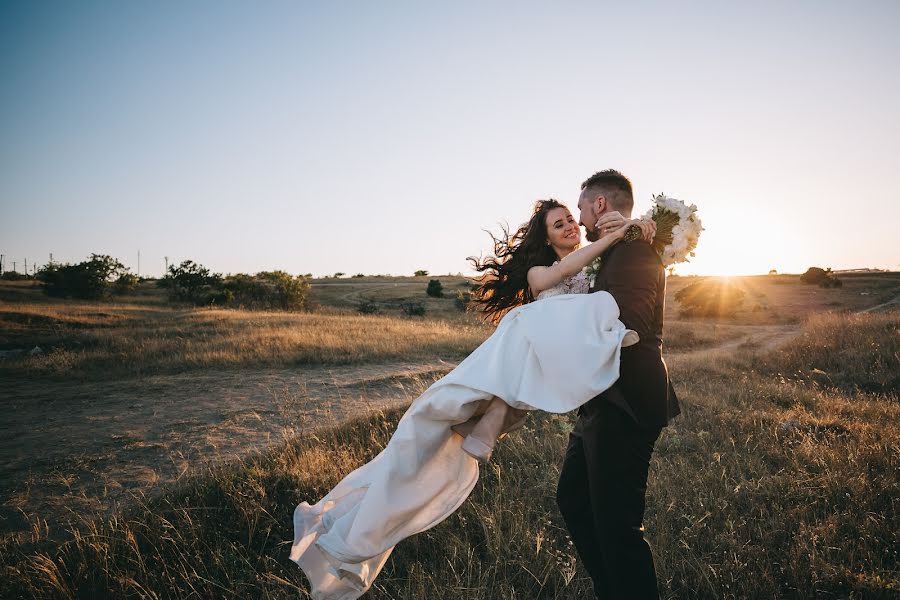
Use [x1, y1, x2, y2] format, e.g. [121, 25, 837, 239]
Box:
[557, 240, 680, 600]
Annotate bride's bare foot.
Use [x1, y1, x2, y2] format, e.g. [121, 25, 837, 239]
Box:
[459, 397, 524, 463]
[622, 329, 640, 347]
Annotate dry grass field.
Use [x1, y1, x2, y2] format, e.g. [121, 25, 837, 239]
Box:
[0, 273, 898, 598]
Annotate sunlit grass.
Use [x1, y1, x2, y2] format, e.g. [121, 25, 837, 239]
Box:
[0, 302, 491, 380]
[1, 311, 897, 598]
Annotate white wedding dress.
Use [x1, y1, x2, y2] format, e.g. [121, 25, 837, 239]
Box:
[290, 269, 630, 599]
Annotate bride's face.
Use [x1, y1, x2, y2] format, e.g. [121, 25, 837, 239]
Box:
[545, 207, 580, 252]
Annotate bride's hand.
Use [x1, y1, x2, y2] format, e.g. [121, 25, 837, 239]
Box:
[595, 211, 627, 239]
[628, 218, 656, 242]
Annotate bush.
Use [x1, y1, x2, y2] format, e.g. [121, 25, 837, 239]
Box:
[674, 278, 746, 317]
[454, 290, 470, 312]
[801, 267, 843, 288]
[114, 273, 140, 294]
[224, 271, 309, 311]
[163, 260, 223, 305]
[0, 271, 31, 281]
[426, 279, 444, 298]
[800, 267, 830, 285]
[38, 254, 130, 299]
[400, 300, 426, 317]
[356, 298, 379, 314]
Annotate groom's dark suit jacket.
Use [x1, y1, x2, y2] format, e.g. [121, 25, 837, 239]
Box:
[589, 239, 680, 429]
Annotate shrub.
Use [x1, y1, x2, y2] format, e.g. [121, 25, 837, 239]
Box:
[0, 271, 31, 281]
[801, 266, 844, 288]
[674, 278, 746, 317]
[224, 271, 309, 311]
[354, 273, 365, 278]
[114, 273, 140, 294]
[454, 290, 470, 312]
[164, 260, 223, 305]
[38, 254, 130, 299]
[426, 279, 444, 298]
[356, 298, 379, 314]
[400, 300, 426, 316]
[800, 267, 831, 285]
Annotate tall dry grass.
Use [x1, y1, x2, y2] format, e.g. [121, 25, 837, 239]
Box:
[1, 303, 491, 380]
[1, 310, 897, 598]
[751, 310, 900, 394]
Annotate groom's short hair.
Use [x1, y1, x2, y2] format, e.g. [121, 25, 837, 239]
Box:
[581, 169, 634, 213]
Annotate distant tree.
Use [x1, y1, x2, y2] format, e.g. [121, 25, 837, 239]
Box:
[426, 279, 444, 298]
[354, 273, 365, 278]
[414, 270, 429, 277]
[39, 254, 130, 299]
[800, 267, 830, 285]
[223, 270, 309, 310]
[0, 271, 30, 281]
[333, 272, 345, 278]
[400, 300, 426, 316]
[164, 260, 223, 305]
[768, 269, 778, 275]
[800, 267, 842, 288]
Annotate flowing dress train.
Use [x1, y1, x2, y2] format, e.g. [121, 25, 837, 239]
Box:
[290, 285, 628, 599]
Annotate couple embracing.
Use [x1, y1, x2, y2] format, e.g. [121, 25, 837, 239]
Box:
[290, 169, 680, 600]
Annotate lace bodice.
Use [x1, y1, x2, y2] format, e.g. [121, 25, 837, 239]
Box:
[535, 263, 590, 300]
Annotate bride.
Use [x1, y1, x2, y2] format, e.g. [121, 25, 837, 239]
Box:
[290, 199, 655, 599]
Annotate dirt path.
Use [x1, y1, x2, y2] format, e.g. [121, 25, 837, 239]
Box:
[0, 361, 452, 538]
[669, 323, 798, 363]
[857, 291, 900, 313]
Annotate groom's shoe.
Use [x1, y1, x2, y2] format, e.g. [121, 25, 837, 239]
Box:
[622, 329, 640, 347]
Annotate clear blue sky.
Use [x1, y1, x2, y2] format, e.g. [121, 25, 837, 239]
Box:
[2, 1, 899, 277]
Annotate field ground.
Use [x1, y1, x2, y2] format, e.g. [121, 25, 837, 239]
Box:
[0, 273, 898, 598]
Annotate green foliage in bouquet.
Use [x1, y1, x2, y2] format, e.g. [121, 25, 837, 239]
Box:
[644, 203, 681, 254]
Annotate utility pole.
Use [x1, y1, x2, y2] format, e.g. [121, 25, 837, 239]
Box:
[0, 254, 4, 273]
[24, 258, 28, 274]
[137, 250, 141, 277]
[12, 261, 16, 273]
[164, 256, 169, 274]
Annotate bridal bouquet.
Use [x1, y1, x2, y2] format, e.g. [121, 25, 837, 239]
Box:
[637, 193, 703, 267]
[584, 194, 703, 285]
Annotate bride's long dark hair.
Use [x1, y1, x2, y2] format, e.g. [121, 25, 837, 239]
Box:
[468, 199, 568, 324]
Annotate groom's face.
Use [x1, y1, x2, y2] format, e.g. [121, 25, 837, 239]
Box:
[578, 188, 607, 242]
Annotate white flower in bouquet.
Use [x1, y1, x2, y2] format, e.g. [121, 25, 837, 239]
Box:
[639, 194, 703, 267]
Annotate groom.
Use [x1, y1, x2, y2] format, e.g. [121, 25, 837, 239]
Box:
[557, 169, 680, 599]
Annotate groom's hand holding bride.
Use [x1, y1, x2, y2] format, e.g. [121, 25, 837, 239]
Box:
[595, 211, 656, 243]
